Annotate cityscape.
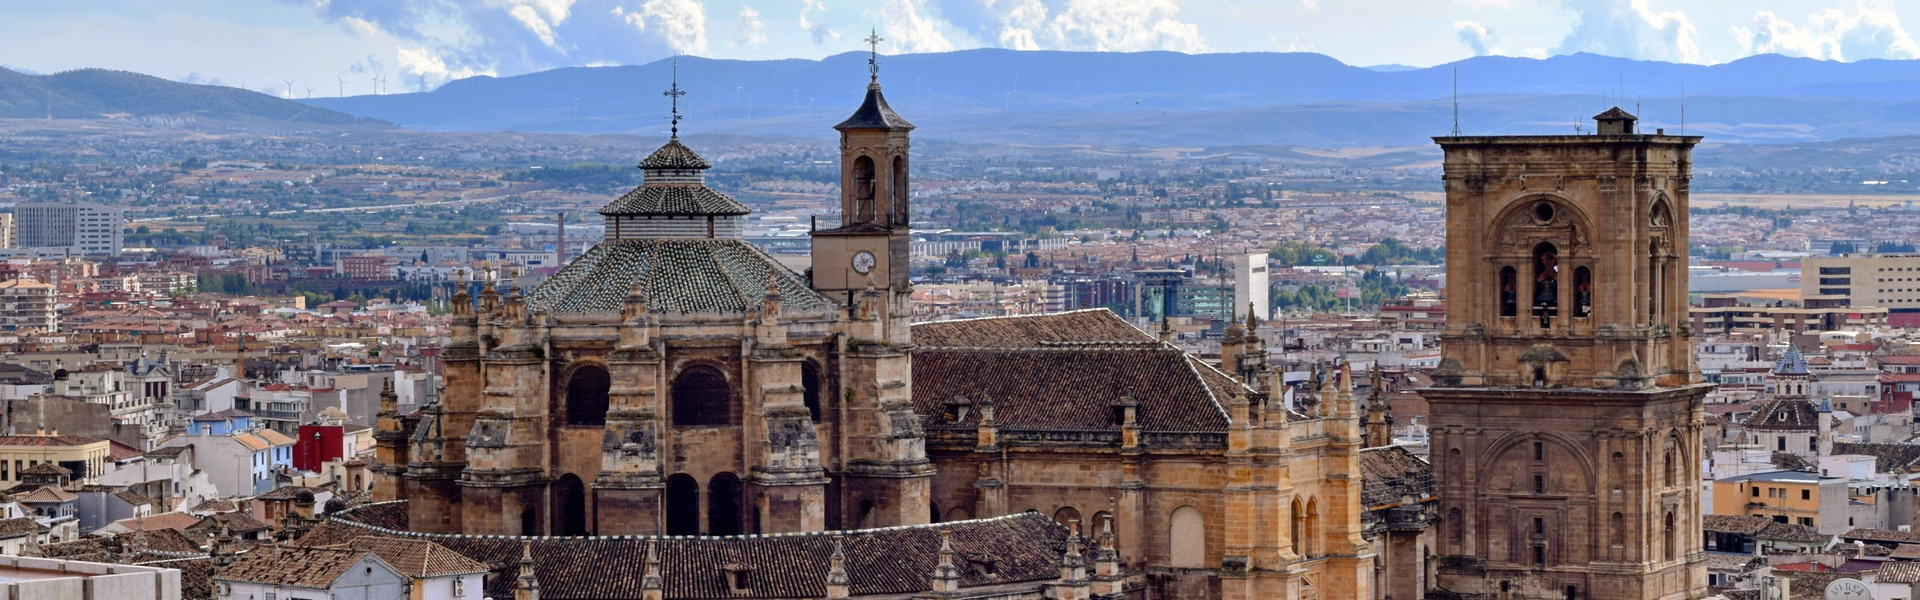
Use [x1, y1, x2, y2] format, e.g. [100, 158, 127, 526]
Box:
[15, 2, 1920, 600]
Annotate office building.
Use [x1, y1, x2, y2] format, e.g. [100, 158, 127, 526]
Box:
[1233, 252, 1270, 321]
[16, 203, 124, 256]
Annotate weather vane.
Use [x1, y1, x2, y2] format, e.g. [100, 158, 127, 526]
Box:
[664, 56, 686, 137]
[865, 29, 884, 83]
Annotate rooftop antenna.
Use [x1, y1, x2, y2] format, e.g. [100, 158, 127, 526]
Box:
[865, 28, 885, 84]
[663, 57, 686, 137]
[1450, 67, 1461, 137]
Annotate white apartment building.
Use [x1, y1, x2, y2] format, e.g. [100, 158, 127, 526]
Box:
[15, 203, 125, 256]
[0, 279, 56, 332]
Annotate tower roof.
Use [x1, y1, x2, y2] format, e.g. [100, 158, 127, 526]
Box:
[526, 239, 832, 314]
[834, 84, 914, 131]
[636, 137, 711, 170]
[1773, 346, 1809, 376]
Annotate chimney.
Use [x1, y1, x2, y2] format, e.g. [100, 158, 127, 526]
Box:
[555, 211, 566, 266]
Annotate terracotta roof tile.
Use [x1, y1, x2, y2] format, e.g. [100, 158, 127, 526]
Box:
[527, 239, 832, 315]
[1846, 528, 1920, 545]
[600, 186, 750, 217]
[1359, 445, 1432, 509]
[1834, 442, 1920, 471]
[301, 501, 1070, 600]
[1703, 514, 1771, 535]
[216, 546, 382, 588]
[1745, 398, 1821, 431]
[912, 309, 1151, 348]
[0, 517, 44, 539]
[113, 511, 204, 532]
[913, 346, 1231, 434]
[1883, 561, 1920, 583]
[345, 537, 489, 577]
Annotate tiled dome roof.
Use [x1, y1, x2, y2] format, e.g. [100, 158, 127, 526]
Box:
[598, 186, 749, 217]
[637, 137, 711, 170]
[526, 238, 832, 315]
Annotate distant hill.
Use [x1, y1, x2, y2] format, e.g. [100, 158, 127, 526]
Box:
[299, 50, 1920, 146]
[0, 68, 388, 128]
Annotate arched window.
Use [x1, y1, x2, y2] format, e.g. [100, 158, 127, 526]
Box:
[852, 156, 877, 223]
[1610, 512, 1625, 549]
[1532, 242, 1560, 327]
[891, 155, 909, 226]
[1499, 266, 1518, 317]
[931, 502, 942, 523]
[1305, 498, 1321, 557]
[1091, 511, 1115, 536]
[554, 474, 587, 536]
[519, 508, 537, 536]
[564, 365, 611, 426]
[1291, 498, 1304, 552]
[801, 361, 822, 423]
[665, 474, 700, 535]
[708, 472, 743, 535]
[672, 365, 731, 427]
[1663, 511, 1677, 561]
[1169, 506, 1205, 568]
[1053, 506, 1082, 534]
[1663, 447, 1677, 488]
[1574, 266, 1592, 318]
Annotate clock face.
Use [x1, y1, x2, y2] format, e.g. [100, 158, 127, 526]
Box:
[851, 250, 877, 275]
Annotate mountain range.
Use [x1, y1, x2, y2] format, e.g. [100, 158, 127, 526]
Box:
[0, 67, 384, 128]
[296, 50, 1920, 147]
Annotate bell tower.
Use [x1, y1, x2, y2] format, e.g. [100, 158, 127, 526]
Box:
[809, 31, 932, 528]
[1424, 108, 1712, 600]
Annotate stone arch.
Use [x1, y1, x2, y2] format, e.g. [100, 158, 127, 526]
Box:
[1447, 507, 1462, 547]
[1663, 510, 1677, 561]
[1053, 506, 1082, 534]
[708, 472, 744, 536]
[1610, 451, 1627, 491]
[801, 360, 823, 423]
[562, 363, 611, 427]
[671, 363, 732, 427]
[1499, 266, 1518, 317]
[1304, 497, 1321, 558]
[1169, 505, 1205, 568]
[554, 473, 587, 536]
[665, 473, 700, 535]
[891, 154, 909, 225]
[852, 155, 877, 222]
[1478, 430, 1596, 488]
[946, 507, 973, 522]
[1291, 498, 1305, 553]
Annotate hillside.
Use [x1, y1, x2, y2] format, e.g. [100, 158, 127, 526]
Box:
[0, 68, 388, 128]
[300, 50, 1920, 145]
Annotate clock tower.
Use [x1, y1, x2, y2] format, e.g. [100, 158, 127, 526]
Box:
[808, 36, 934, 528]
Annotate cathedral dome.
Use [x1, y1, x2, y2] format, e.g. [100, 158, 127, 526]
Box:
[636, 137, 712, 170]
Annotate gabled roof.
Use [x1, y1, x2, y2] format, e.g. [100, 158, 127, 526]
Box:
[912, 308, 1152, 348]
[526, 239, 833, 315]
[215, 546, 390, 589]
[834, 83, 914, 131]
[346, 536, 490, 578]
[18, 486, 77, 503]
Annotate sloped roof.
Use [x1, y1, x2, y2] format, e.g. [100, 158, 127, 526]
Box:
[599, 186, 749, 217]
[1834, 442, 1920, 471]
[44, 528, 205, 560]
[257, 429, 296, 447]
[637, 137, 712, 170]
[912, 309, 1151, 348]
[301, 501, 1069, 600]
[1594, 106, 1637, 121]
[1703, 514, 1771, 535]
[1883, 561, 1920, 582]
[834, 84, 914, 131]
[187, 511, 271, 535]
[526, 239, 833, 315]
[347, 536, 489, 578]
[1775, 346, 1810, 376]
[1358, 445, 1432, 509]
[1746, 398, 1821, 431]
[18, 486, 77, 503]
[1845, 528, 1920, 545]
[0, 517, 45, 539]
[913, 345, 1233, 433]
[112, 511, 203, 532]
[216, 546, 387, 589]
[1759, 521, 1829, 543]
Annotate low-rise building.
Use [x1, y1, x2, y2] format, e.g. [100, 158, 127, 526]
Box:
[0, 279, 56, 332]
[0, 434, 110, 486]
[1712, 470, 1851, 534]
[213, 545, 407, 600]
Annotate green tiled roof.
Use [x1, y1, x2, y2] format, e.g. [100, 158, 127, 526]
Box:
[598, 185, 750, 217]
[526, 238, 834, 314]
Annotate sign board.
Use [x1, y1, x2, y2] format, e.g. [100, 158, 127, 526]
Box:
[1826, 578, 1873, 600]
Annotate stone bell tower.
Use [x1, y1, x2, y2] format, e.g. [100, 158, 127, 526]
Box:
[1424, 108, 1712, 600]
[807, 33, 932, 528]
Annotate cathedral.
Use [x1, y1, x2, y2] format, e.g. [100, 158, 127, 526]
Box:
[360, 59, 1707, 600]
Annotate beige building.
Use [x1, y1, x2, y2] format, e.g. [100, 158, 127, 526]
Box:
[0, 278, 55, 333]
[1425, 108, 1711, 600]
[1802, 252, 1920, 310]
[0, 433, 111, 485]
[1690, 294, 1888, 334]
[0, 212, 16, 249]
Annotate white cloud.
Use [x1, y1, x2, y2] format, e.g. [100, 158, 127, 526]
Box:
[1043, 0, 1209, 53]
[614, 0, 710, 55]
[1455, 20, 1495, 56]
[1300, 0, 1319, 12]
[1733, 1, 1920, 62]
[397, 46, 495, 87]
[1456, 0, 1512, 8]
[800, 0, 839, 45]
[735, 5, 767, 48]
[507, 0, 577, 48]
[881, 0, 956, 53]
[1552, 0, 1699, 63]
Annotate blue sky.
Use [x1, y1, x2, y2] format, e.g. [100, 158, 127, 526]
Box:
[4, 1, 1920, 98]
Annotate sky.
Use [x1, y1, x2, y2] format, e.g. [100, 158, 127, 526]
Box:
[4, 0, 1920, 98]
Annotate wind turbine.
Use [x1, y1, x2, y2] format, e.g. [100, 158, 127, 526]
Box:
[337, 75, 346, 97]
[371, 75, 381, 95]
[283, 79, 295, 98]
[305, 86, 314, 99]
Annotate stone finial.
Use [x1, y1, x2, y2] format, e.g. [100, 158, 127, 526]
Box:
[826, 535, 851, 600]
[515, 541, 542, 600]
[930, 530, 962, 594]
[641, 539, 663, 600]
